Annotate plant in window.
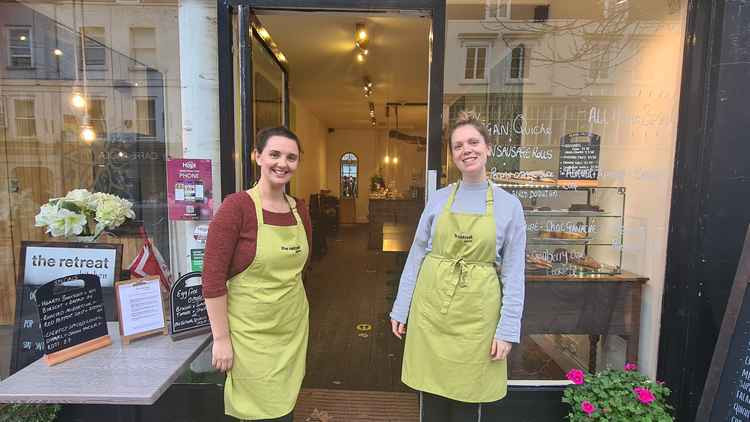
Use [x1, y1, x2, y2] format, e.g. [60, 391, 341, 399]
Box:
[34, 189, 135, 241]
[0, 403, 60, 422]
[562, 363, 674, 421]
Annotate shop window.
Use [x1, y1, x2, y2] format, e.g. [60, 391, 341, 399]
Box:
[340, 152, 358, 198]
[508, 44, 530, 81]
[485, 0, 511, 20]
[130, 27, 156, 68]
[89, 98, 107, 140]
[14, 99, 36, 138]
[464, 45, 488, 81]
[79, 27, 106, 68]
[7, 27, 33, 68]
[135, 98, 156, 138]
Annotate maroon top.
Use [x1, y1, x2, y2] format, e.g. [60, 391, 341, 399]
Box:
[202, 191, 312, 299]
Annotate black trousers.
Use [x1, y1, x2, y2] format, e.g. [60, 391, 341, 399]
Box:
[244, 411, 293, 422]
[420, 391, 484, 422]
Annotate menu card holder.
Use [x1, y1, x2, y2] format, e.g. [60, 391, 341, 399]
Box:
[36, 274, 112, 366]
[115, 276, 167, 345]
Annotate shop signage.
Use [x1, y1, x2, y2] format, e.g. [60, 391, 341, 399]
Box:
[10, 242, 122, 373]
[115, 276, 167, 344]
[696, 228, 750, 421]
[167, 158, 213, 221]
[35, 274, 112, 365]
[558, 132, 601, 185]
[190, 249, 205, 272]
[169, 272, 210, 340]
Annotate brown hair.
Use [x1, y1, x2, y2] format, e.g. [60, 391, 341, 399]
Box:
[448, 111, 490, 147]
[255, 126, 303, 154]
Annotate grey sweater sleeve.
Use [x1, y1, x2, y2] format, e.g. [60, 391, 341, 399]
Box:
[494, 196, 526, 343]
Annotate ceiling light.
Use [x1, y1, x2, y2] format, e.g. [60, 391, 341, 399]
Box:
[53, 48, 63, 56]
[363, 49, 369, 56]
[80, 124, 96, 143]
[20, 35, 27, 41]
[384, 156, 390, 164]
[71, 92, 86, 109]
[356, 23, 367, 42]
[393, 157, 399, 164]
[357, 53, 364, 63]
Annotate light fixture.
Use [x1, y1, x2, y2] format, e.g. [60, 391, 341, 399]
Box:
[384, 156, 390, 164]
[20, 35, 27, 41]
[277, 52, 287, 63]
[71, 92, 86, 109]
[356, 23, 367, 42]
[53, 48, 63, 56]
[257, 27, 270, 41]
[363, 77, 374, 97]
[357, 53, 364, 63]
[80, 122, 96, 143]
[363, 49, 369, 56]
[393, 157, 399, 164]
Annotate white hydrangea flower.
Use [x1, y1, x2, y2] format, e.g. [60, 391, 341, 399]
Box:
[34, 203, 60, 228]
[47, 208, 87, 237]
[64, 189, 93, 209]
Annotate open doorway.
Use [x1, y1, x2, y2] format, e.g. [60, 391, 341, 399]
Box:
[253, 11, 431, 395]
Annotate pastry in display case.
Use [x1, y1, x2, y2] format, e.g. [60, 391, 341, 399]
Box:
[499, 184, 626, 277]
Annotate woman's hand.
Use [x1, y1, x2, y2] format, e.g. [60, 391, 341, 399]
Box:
[490, 339, 512, 361]
[390, 319, 407, 340]
[212, 337, 234, 372]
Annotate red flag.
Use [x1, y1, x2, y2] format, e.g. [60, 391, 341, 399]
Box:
[129, 228, 172, 291]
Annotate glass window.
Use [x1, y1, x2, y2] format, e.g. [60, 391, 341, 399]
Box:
[340, 152, 358, 198]
[445, 0, 688, 382]
[80, 26, 106, 68]
[8, 27, 32, 68]
[14, 99, 36, 138]
[130, 27, 156, 68]
[88, 98, 107, 140]
[135, 98, 156, 139]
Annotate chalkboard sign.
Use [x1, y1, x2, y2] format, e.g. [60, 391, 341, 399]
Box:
[170, 272, 210, 340]
[10, 242, 121, 373]
[697, 227, 750, 421]
[35, 274, 111, 364]
[558, 132, 601, 184]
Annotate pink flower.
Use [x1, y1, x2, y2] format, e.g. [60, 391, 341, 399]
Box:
[566, 369, 586, 385]
[624, 362, 638, 371]
[581, 401, 596, 416]
[633, 387, 656, 405]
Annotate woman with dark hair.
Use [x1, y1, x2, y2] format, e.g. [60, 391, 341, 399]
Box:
[203, 127, 311, 422]
[390, 112, 526, 421]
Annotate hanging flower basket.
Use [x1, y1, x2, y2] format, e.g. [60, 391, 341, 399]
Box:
[34, 189, 135, 242]
[562, 363, 674, 421]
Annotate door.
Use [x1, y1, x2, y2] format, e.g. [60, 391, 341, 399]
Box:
[219, 0, 444, 197]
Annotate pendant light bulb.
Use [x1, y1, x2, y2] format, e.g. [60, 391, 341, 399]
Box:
[71, 92, 86, 109]
[357, 53, 364, 63]
[80, 125, 96, 143]
[53, 48, 63, 56]
[393, 157, 399, 164]
[384, 156, 390, 164]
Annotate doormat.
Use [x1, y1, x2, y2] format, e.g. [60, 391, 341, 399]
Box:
[295, 388, 418, 422]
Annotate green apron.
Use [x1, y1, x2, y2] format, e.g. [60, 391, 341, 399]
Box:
[224, 186, 309, 420]
[402, 181, 507, 403]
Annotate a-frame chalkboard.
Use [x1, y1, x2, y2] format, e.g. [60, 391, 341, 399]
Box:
[696, 227, 750, 421]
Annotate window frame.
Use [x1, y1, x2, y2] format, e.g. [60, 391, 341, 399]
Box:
[340, 152, 359, 199]
[463, 44, 489, 82]
[79, 26, 108, 70]
[12, 97, 37, 139]
[88, 97, 108, 141]
[134, 97, 157, 139]
[485, 0, 511, 20]
[129, 26, 157, 69]
[7, 26, 33, 69]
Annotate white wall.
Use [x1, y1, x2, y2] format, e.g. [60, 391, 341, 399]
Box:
[290, 98, 328, 205]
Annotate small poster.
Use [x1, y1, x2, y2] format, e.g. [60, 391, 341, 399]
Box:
[558, 132, 601, 184]
[167, 159, 213, 221]
[190, 249, 204, 272]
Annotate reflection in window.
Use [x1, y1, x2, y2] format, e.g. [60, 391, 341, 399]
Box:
[509, 44, 528, 80]
[135, 98, 156, 138]
[464, 46, 487, 80]
[589, 44, 611, 81]
[89, 99, 107, 140]
[340, 152, 358, 198]
[80, 27, 106, 68]
[130, 27, 156, 68]
[485, 0, 511, 20]
[14, 99, 36, 138]
[8, 27, 33, 68]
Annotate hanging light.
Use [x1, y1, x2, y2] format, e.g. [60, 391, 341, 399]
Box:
[53, 48, 63, 56]
[80, 124, 96, 143]
[356, 23, 367, 42]
[393, 157, 399, 164]
[20, 35, 27, 41]
[384, 156, 390, 164]
[71, 92, 86, 109]
[357, 53, 365, 63]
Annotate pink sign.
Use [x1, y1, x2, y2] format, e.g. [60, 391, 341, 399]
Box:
[167, 159, 213, 221]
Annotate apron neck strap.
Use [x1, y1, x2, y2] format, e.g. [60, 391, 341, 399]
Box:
[444, 181, 494, 216]
[248, 186, 301, 226]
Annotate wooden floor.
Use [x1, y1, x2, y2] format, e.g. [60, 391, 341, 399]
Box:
[304, 224, 407, 392]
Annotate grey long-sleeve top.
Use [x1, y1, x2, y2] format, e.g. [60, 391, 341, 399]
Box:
[389, 180, 526, 343]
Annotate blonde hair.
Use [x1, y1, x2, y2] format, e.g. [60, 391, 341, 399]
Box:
[448, 111, 491, 146]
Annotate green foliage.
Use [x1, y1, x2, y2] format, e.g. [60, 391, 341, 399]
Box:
[0, 404, 60, 422]
[562, 368, 674, 421]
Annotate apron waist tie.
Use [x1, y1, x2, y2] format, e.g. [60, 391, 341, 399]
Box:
[426, 254, 494, 314]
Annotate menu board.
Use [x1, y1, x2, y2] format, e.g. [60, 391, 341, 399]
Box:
[10, 242, 121, 373]
[558, 132, 601, 182]
[170, 272, 210, 339]
[697, 228, 750, 421]
[36, 274, 110, 361]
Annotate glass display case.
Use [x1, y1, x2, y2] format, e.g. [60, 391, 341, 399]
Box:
[497, 184, 626, 277]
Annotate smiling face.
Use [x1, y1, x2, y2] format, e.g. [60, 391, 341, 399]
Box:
[450, 124, 490, 182]
[255, 135, 300, 187]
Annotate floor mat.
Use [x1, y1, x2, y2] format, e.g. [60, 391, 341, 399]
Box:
[295, 388, 418, 422]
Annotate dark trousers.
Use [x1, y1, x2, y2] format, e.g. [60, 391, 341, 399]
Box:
[420, 391, 484, 422]
[249, 411, 294, 422]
